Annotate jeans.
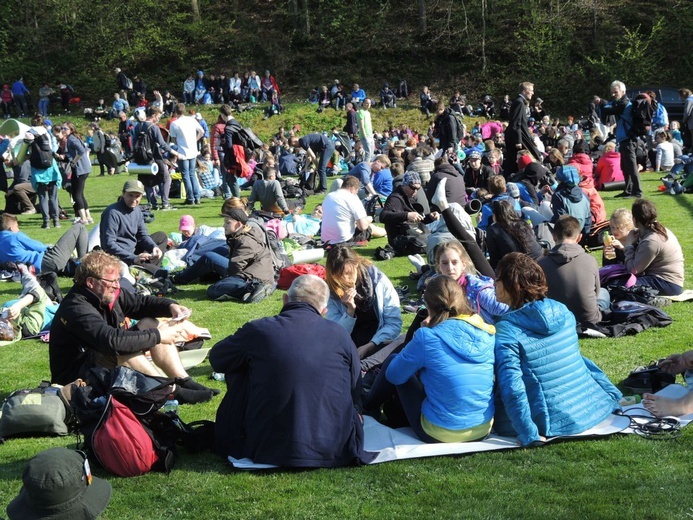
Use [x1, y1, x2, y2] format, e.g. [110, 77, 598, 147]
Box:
[179, 157, 200, 202]
[619, 137, 642, 197]
[38, 98, 49, 117]
[634, 275, 683, 296]
[41, 224, 88, 274]
[317, 141, 335, 191]
[597, 287, 611, 312]
[207, 275, 254, 301]
[183, 92, 194, 104]
[218, 153, 233, 198]
[362, 137, 375, 163]
[37, 182, 60, 222]
[174, 252, 229, 284]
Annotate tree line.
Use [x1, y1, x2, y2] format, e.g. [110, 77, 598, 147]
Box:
[1, 0, 691, 116]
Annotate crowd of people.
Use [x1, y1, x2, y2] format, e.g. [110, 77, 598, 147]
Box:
[2, 75, 693, 518]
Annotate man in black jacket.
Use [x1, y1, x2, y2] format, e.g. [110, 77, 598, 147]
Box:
[380, 171, 439, 256]
[434, 102, 461, 152]
[49, 250, 216, 403]
[503, 81, 541, 174]
[210, 274, 375, 467]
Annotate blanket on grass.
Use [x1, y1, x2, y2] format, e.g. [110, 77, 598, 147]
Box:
[228, 384, 692, 469]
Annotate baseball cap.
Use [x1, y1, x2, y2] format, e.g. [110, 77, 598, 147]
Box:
[194, 113, 202, 120]
[468, 151, 482, 160]
[6, 448, 112, 520]
[403, 171, 421, 187]
[122, 180, 146, 194]
[506, 182, 521, 199]
[179, 214, 195, 232]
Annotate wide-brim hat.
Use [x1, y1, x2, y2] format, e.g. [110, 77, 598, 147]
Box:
[7, 448, 112, 520]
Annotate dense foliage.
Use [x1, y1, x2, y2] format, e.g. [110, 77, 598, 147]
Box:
[2, 0, 692, 114]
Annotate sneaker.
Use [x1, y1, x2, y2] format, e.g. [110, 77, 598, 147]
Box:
[41, 221, 50, 229]
[242, 282, 275, 303]
[184, 200, 195, 205]
[52, 219, 61, 228]
[614, 191, 633, 198]
[20, 207, 37, 215]
[161, 205, 177, 211]
[408, 254, 426, 273]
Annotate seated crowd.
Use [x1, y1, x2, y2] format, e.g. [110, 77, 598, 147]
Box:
[1, 79, 691, 491]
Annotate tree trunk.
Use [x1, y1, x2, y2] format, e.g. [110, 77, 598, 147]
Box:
[418, 0, 426, 32]
[480, 0, 487, 73]
[300, 0, 310, 36]
[289, 0, 299, 31]
[191, 0, 201, 21]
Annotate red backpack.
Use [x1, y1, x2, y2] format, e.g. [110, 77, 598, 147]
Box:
[277, 263, 326, 290]
[92, 396, 159, 477]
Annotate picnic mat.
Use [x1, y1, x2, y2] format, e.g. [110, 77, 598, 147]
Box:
[228, 385, 692, 469]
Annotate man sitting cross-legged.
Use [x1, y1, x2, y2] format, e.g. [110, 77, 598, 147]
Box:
[49, 250, 217, 404]
[643, 351, 693, 417]
[209, 274, 375, 467]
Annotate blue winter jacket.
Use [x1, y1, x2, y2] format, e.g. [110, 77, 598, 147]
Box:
[387, 315, 496, 431]
[326, 265, 402, 347]
[494, 298, 622, 446]
[551, 165, 592, 235]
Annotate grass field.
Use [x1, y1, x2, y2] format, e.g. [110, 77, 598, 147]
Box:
[1, 104, 693, 519]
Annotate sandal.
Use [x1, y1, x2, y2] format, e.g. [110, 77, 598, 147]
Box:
[396, 285, 410, 299]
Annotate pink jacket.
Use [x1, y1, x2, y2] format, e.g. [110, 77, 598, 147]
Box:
[578, 175, 607, 224]
[568, 153, 595, 182]
[594, 151, 624, 190]
[481, 121, 503, 140]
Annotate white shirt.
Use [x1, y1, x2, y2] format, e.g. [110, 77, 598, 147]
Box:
[169, 116, 202, 159]
[321, 189, 367, 243]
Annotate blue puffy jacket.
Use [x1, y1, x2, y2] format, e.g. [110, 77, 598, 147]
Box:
[551, 165, 592, 234]
[494, 298, 621, 446]
[387, 314, 495, 432]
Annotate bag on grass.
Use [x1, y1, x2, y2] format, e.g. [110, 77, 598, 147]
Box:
[0, 382, 73, 438]
[622, 361, 676, 394]
[277, 263, 326, 290]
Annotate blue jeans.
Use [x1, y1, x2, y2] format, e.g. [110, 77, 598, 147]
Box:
[207, 276, 254, 301]
[179, 157, 200, 202]
[635, 275, 683, 296]
[38, 98, 49, 117]
[317, 141, 335, 191]
[174, 252, 229, 284]
[37, 182, 60, 222]
[218, 153, 234, 198]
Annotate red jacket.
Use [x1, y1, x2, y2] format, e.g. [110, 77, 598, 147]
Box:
[568, 153, 594, 182]
[594, 151, 624, 190]
[578, 175, 607, 224]
[210, 115, 226, 162]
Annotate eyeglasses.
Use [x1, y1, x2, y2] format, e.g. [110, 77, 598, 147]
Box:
[93, 276, 120, 287]
[408, 184, 421, 191]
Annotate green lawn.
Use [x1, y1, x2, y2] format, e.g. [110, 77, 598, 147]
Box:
[1, 106, 693, 519]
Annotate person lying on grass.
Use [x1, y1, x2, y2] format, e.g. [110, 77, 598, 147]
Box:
[643, 351, 693, 417]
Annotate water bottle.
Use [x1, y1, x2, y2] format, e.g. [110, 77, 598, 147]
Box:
[162, 395, 179, 414]
[603, 232, 617, 260]
[619, 395, 642, 407]
[212, 372, 226, 382]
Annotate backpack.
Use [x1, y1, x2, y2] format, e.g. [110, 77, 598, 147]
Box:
[29, 132, 53, 169]
[132, 122, 154, 164]
[248, 219, 290, 273]
[277, 263, 326, 290]
[630, 93, 655, 137]
[124, 76, 133, 90]
[236, 127, 263, 151]
[91, 396, 162, 477]
[0, 382, 74, 439]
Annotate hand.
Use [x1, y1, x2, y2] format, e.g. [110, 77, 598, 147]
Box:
[6, 303, 22, 321]
[157, 321, 185, 345]
[625, 229, 639, 247]
[341, 287, 357, 315]
[610, 238, 624, 250]
[135, 252, 152, 264]
[151, 247, 163, 260]
[407, 212, 424, 223]
[429, 211, 440, 220]
[658, 352, 693, 374]
[169, 304, 191, 321]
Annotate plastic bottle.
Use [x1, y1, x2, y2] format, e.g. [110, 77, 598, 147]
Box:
[162, 395, 179, 414]
[619, 395, 642, 407]
[212, 372, 226, 382]
[602, 232, 617, 260]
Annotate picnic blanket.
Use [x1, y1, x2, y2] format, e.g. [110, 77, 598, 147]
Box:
[228, 385, 692, 469]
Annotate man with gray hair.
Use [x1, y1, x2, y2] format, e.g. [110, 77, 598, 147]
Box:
[210, 275, 374, 467]
[598, 80, 642, 198]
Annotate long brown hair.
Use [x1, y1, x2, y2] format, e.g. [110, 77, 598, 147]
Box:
[424, 275, 472, 328]
[325, 246, 371, 298]
[495, 252, 548, 309]
[632, 199, 667, 240]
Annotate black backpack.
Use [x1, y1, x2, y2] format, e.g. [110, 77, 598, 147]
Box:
[630, 93, 655, 137]
[236, 127, 263, 151]
[29, 132, 53, 169]
[132, 122, 155, 164]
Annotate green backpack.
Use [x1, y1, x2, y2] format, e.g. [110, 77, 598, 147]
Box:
[0, 381, 74, 439]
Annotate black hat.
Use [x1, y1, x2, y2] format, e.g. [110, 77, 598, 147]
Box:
[7, 448, 112, 520]
[221, 207, 248, 224]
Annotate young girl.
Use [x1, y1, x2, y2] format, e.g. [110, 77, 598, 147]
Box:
[365, 275, 496, 443]
[655, 131, 675, 172]
[670, 121, 683, 144]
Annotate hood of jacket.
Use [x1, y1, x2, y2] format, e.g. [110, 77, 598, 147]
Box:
[557, 164, 580, 186]
[501, 298, 569, 336]
[545, 242, 584, 267]
[434, 162, 460, 177]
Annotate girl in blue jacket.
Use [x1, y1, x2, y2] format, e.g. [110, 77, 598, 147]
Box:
[493, 253, 622, 446]
[367, 275, 496, 443]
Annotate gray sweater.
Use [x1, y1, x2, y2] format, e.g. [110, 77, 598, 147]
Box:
[248, 179, 289, 214]
[538, 242, 602, 325]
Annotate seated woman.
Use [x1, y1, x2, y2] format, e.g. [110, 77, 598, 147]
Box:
[485, 199, 544, 269]
[325, 246, 402, 372]
[493, 253, 622, 446]
[623, 199, 684, 296]
[594, 142, 624, 190]
[364, 275, 495, 443]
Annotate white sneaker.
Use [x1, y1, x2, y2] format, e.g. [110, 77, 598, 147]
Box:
[408, 254, 426, 273]
[431, 178, 448, 210]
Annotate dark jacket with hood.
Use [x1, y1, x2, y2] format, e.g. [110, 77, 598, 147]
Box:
[538, 242, 602, 325]
[209, 301, 375, 467]
[380, 185, 436, 247]
[434, 108, 461, 151]
[426, 162, 467, 207]
[550, 165, 592, 235]
[227, 220, 275, 284]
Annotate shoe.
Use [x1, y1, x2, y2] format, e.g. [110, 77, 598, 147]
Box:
[431, 178, 448, 209]
[194, 200, 201, 205]
[20, 207, 37, 215]
[408, 254, 426, 273]
[86, 217, 94, 224]
[315, 189, 327, 195]
[184, 200, 194, 205]
[52, 219, 61, 228]
[41, 221, 50, 229]
[73, 217, 86, 225]
[161, 205, 177, 211]
[242, 282, 275, 303]
[614, 192, 632, 198]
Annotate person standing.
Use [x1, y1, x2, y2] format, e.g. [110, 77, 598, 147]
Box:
[11, 77, 30, 117]
[679, 88, 693, 152]
[357, 99, 375, 162]
[28, 115, 62, 229]
[62, 122, 93, 225]
[169, 103, 204, 205]
[599, 80, 642, 198]
[503, 81, 541, 175]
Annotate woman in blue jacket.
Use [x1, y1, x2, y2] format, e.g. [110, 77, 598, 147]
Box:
[367, 275, 496, 443]
[493, 253, 622, 446]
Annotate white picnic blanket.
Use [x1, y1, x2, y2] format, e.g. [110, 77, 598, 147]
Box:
[228, 385, 693, 469]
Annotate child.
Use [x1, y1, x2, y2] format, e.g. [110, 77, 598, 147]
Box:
[670, 121, 683, 145]
[655, 131, 675, 172]
[196, 147, 221, 198]
[1, 264, 56, 340]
